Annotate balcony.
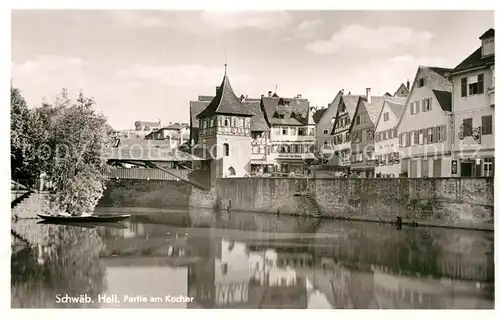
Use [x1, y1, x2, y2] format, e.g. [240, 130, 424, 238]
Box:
[274, 152, 316, 160]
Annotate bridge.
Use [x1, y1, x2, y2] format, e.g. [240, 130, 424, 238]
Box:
[106, 138, 211, 190]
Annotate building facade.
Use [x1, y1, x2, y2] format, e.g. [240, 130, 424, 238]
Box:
[315, 91, 342, 162]
[349, 89, 385, 178]
[260, 93, 317, 176]
[330, 94, 360, 174]
[397, 66, 453, 178]
[374, 97, 406, 177]
[450, 28, 495, 177]
[196, 69, 254, 179]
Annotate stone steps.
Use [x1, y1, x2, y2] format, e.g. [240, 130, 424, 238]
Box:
[12, 192, 51, 219]
[303, 194, 322, 216]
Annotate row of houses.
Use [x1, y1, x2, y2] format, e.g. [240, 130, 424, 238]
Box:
[188, 28, 494, 178]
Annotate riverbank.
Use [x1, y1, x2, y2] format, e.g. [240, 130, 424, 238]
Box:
[97, 177, 494, 230]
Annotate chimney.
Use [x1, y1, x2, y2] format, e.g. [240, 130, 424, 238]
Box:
[240, 94, 245, 102]
[261, 94, 264, 99]
[297, 94, 302, 99]
[216, 86, 221, 95]
[406, 79, 410, 90]
[366, 88, 372, 104]
[268, 91, 272, 97]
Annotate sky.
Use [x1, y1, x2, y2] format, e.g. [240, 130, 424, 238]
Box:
[11, 10, 494, 130]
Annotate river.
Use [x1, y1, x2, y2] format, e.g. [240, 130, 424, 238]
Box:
[11, 207, 495, 309]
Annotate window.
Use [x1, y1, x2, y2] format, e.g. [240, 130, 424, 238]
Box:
[410, 101, 421, 115]
[223, 143, 229, 156]
[221, 263, 228, 274]
[461, 77, 467, 97]
[290, 127, 297, 135]
[273, 127, 280, 136]
[352, 131, 361, 143]
[422, 98, 432, 112]
[427, 127, 436, 143]
[282, 127, 288, 135]
[393, 152, 400, 163]
[483, 158, 494, 177]
[252, 146, 260, 154]
[383, 112, 389, 121]
[367, 129, 374, 140]
[323, 129, 328, 134]
[290, 145, 297, 153]
[464, 74, 484, 96]
[463, 118, 473, 137]
[419, 129, 426, 145]
[309, 128, 315, 136]
[323, 141, 328, 147]
[298, 128, 307, 136]
[412, 130, 419, 145]
[281, 145, 289, 153]
[272, 145, 278, 153]
[482, 115, 492, 135]
[421, 159, 429, 177]
[417, 78, 425, 87]
[231, 117, 237, 127]
[345, 133, 350, 142]
[437, 125, 446, 142]
[355, 115, 360, 124]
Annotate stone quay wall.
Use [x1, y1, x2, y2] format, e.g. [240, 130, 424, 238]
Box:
[98, 177, 494, 230]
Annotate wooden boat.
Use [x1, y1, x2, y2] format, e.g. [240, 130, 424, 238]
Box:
[37, 213, 131, 223]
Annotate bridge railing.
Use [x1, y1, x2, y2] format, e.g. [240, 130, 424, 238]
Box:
[108, 168, 190, 181]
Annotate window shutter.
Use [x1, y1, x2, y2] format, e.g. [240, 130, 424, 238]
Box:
[429, 98, 432, 111]
[461, 78, 467, 97]
[399, 134, 403, 147]
[478, 73, 484, 94]
[405, 133, 410, 147]
[432, 127, 437, 143]
[416, 101, 420, 113]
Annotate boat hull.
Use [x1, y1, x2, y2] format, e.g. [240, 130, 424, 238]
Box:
[37, 213, 131, 223]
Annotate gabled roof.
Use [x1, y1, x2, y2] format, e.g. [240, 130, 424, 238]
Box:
[197, 71, 255, 119]
[396, 65, 452, 128]
[359, 96, 385, 125]
[428, 67, 453, 78]
[261, 95, 312, 126]
[190, 100, 210, 128]
[243, 101, 269, 131]
[479, 28, 494, 40]
[432, 90, 452, 112]
[341, 95, 361, 118]
[374, 96, 406, 130]
[385, 97, 407, 119]
[313, 108, 327, 124]
[451, 47, 495, 74]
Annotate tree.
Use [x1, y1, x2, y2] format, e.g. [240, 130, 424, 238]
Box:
[44, 91, 111, 215]
[11, 87, 111, 215]
[10, 87, 31, 181]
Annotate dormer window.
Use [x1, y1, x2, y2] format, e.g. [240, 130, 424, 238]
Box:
[481, 37, 495, 57]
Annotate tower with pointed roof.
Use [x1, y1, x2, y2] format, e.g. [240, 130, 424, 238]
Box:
[196, 66, 254, 179]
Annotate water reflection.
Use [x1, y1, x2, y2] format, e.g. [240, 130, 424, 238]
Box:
[11, 207, 494, 309]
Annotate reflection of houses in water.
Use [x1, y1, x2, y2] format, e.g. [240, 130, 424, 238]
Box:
[372, 265, 494, 309]
[249, 249, 277, 285]
[269, 266, 297, 287]
[215, 239, 251, 306]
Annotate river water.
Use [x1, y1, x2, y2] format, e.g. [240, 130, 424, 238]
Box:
[11, 207, 495, 309]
